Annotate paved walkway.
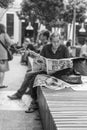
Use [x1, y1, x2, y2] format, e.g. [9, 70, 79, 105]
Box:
[0, 55, 43, 130]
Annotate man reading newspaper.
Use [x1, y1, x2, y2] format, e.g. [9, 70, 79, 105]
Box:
[8, 32, 78, 113]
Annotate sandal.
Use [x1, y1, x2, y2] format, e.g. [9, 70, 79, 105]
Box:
[25, 102, 38, 113]
[25, 107, 37, 113]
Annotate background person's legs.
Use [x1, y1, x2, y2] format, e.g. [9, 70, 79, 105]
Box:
[0, 72, 6, 88]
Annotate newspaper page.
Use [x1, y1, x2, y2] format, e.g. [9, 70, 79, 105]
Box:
[32, 58, 45, 72]
[46, 58, 73, 74]
[28, 50, 46, 72]
[29, 50, 73, 73]
[33, 74, 71, 90]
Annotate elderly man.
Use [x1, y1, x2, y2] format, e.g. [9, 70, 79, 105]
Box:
[8, 33, 74, 113]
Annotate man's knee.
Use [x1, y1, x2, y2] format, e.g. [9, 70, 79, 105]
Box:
[25, 71, 34, 79]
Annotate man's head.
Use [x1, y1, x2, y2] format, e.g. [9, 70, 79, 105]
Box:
[23, 38, 30, 48]
[39, 30, 50, 43]
[50, 33, 61, 50]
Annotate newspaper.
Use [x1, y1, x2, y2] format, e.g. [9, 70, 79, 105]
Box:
[33, 74, 71, 90]
[28, 50, 46, 72]
[28, 50, 73, 74]
[32, 58, 46, 72]
[46, 58, 73, 74]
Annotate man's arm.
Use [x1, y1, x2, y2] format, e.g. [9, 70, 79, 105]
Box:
[27, 48, 45, 64]
[40, 45, 46, 57]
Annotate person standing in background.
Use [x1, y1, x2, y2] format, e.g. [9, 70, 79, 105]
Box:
[0, 23, 13, 88]
[66, 39, 73, 57]
[80, 38, 87, 58]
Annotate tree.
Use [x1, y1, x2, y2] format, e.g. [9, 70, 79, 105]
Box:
[21, 0, 87, 26]
[0, 0, 14, 8]
[63, 0, 87, 23]
[20, 0, 65, 28]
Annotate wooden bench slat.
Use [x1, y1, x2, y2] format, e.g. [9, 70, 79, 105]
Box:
[58, 128, 87, 130]
[37, 87, 87, 130]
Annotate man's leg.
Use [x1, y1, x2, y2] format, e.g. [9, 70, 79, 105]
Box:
[8, 71, 41, 99]
[25, 71, 47, 113]
[27, 71, 46, 100]
[29, 76, 37, 100]
[17, 71, 38, 97]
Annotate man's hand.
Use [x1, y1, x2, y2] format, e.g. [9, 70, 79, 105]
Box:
[82, 53, 87, 59]
[28, 50, 38, 58]
[33, 56, 46, 71]
[36, 56, 46, 64]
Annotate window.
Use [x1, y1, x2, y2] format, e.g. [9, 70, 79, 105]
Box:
[6, 13, 14, 37]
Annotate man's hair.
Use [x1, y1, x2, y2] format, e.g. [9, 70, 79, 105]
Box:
[43, 31, 50, 40]
[50, 33, 61, 41]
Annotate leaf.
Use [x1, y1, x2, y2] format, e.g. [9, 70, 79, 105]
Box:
[0, 0, 14, 8]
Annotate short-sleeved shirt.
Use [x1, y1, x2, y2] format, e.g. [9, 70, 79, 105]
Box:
[40, 44, 69, 59]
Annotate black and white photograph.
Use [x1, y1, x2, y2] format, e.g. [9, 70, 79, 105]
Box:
[0, 0, 87, 130]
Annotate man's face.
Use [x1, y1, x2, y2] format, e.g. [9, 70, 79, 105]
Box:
[51, 35, 60, 50]
[23, 39, 29, 47]
[39, 33, 46, 43]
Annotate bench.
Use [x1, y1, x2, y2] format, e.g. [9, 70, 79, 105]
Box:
[28, 56, 87, 129]
[37, 86, 87, 130]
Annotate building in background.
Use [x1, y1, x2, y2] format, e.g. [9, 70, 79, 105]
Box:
[0, 0, 22, 46]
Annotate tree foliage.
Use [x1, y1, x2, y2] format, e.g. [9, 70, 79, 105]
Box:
[63, 0, 87, 23]
[20, 0, 87, 28]
[21, 0, 64, 27]
[0, 0, 14, 8]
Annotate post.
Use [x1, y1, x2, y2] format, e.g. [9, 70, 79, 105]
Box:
[72, 0, 76, 46]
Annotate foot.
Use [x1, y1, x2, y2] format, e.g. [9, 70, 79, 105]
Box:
[25, 101, 38, 113]
[25, 107, 37, 113]
[7, 93, 21, 100]
[31, 100, 38, 105]
[0, 86, 8, 88]
[25, 106, 38, 113]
